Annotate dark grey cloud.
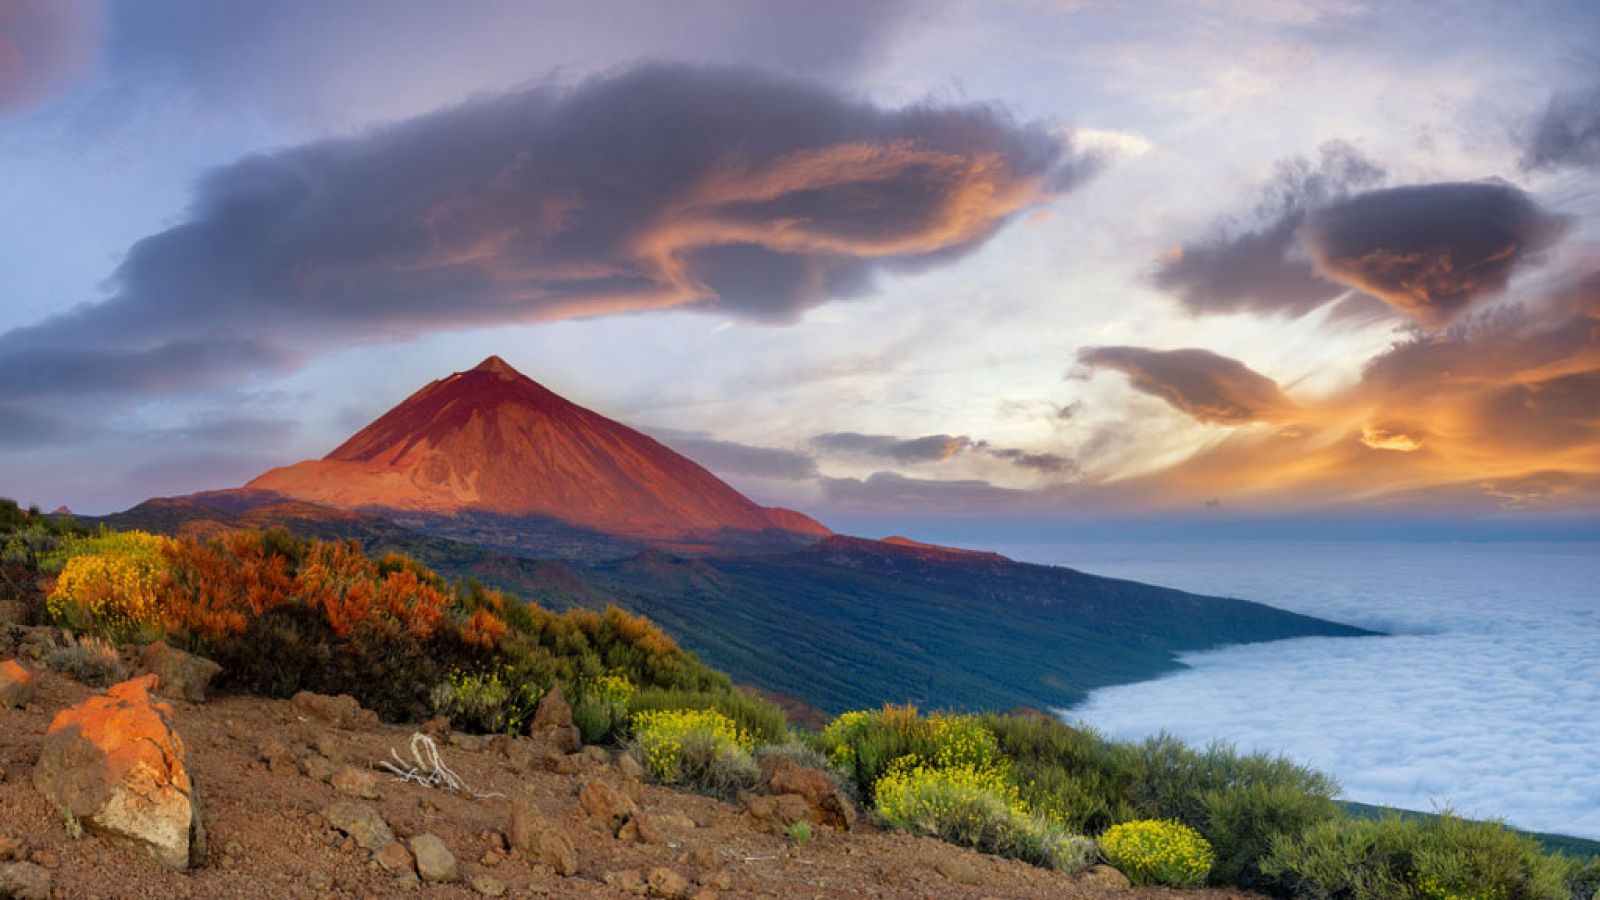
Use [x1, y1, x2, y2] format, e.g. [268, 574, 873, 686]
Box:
[813, 432, 971, 463]
[1079, 346, 1296, 425]
[648, 431, 818, 481]
[0, 0, 99, 114]
[813, 431, 1076, 475]
[819, 471, 1032, 513]
[1153, 141, 1385, 317]
[0, 62, 1091, 405]
[1304, 181, 1567, 326]
[1521, 84, 1600, 172]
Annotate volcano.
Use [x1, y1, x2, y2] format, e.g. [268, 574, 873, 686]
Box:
[244, 356, 829, 545]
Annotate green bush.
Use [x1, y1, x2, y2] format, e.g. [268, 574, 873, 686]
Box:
[627, 686, 789, 746]
[629, 708, 761, 797]
[1262, 813, 1576, 900]
[430, 667, 544, 734]
[817, 705, 1002, 805]
[1099, 819, 1214, 887]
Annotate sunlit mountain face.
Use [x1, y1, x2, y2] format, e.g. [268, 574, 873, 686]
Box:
[1, 1, 1596, 539]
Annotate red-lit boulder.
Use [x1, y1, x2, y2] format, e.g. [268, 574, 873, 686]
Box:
[32, 675, 205, 870]
[0, 659, 35, 708]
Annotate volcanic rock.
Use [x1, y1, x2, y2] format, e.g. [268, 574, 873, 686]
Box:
[138, 642, 221, 704]
[0, 660, 35, 708]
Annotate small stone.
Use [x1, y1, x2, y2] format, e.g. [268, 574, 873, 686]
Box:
[225, 720, 250, 742]
[322, 801, 393, 851]
[578, 778, 635, 829]
[646, 866, 690, 899]
[740, 792, 812, 831]
[0, 660, 36, 708]
[421, 715, 451, 740]
[0, 836, 21, 861]
[312, 733, 344, 762]
[290, 691, 375, 729]
[615, 752, 646, 781]
[331, 764, 381, 800]
[375, 841, 414, 873]
[301, 754, 340, 783]
[509, 796, 577, 877]
[0, 861, 50, 900]
[702, 870, 732, 890]
[481, 849, 504, 867]
[409, 834, 459, 883]
[470, 874, 506, 896]
[306, 870, 333, 892]
[24, 850, 56, 871]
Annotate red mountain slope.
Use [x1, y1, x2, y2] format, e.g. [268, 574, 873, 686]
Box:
[246, 356, 829, 543]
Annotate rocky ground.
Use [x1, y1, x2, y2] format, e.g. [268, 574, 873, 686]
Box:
[0, 635, 1261, 899]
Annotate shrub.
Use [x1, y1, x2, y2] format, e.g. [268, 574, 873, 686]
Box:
[431, 667, 544, 734]
[1099, 819, 1214, 887]
[46, 635, 128, 688]
[818, 705, 1002, 804]
[628, 686, 789, 746]
[1262, 813, 1576, 900]
[571, 673, 636, 743]
[873, 758, 1080, 869]
[630, 708, 759, 796]
[45, 530, 175, 641]
[785, 821, 813, 845]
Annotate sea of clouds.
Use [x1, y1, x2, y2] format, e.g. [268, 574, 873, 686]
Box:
[1000, 540, 1600, 840]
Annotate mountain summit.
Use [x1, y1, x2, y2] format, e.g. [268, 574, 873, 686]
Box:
[246, 356, 829, 543]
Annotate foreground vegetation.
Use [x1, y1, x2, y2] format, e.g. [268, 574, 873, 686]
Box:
[4, 500, 1596, 898]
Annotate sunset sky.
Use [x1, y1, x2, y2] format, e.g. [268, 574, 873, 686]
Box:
[2, 0, 1597, 537]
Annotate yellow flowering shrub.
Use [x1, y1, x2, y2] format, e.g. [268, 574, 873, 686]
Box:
[1414, 874, 1508, 900]
[1099, 819, 1214, 887]
[46, 530, 175, 640]
[631, 708, 754, 783]
[592, 673, 636, 707]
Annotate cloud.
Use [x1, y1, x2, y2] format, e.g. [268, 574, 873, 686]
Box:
[820, 471, 1034, 513]
[1078, 346, 1296, 424]
[813, 431, 971, 462]
[647, 430, 818, 480]
[1153, 141, 1385, 317]
[0, 62, 1093, 404]
[1063, 542, 1600, 840]
[813, 431, 1076, 474]
[0, 0, 100, 114]
[1521, 83, 1600, 172]
[1303, 182, 1567, 327]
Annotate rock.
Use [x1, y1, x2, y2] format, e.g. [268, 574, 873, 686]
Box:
[740, 792, 812, 830]
[409, 834, 459, 883]
[0, 660, 35, 708]
[618, 811, 697, 845]
[0, 836, 20, 861]
[421, 715, 451, 740]
[529, 686, 581, 754]
[290, 691, 376, 728]
[0, 861, 50, 900]
[615, 752, 646, 781]
[311, 733, 344, 762]
[578, 778, 636, 829]
[374, 840, 414, 873]
[761, 756, 857, 831]
[508, 796, 577, 876]
[137, 642, 221, 704]
[22, 852, 54, 872]
[32, 675, 204, 871]
[933, 855, 982, 885]
[300, 754, 341, 783]
[449, 733, 487, 752]
[646, 866, 691, 899]
[580, 745, 610, 765]
[257, 739, 296, 773]
[1081, 864, 1132, 890]
[604, 869, 648, 895]
[331, 765, 382, 800]
[322, 801, 393, 851]
[470, 874, 506, 896]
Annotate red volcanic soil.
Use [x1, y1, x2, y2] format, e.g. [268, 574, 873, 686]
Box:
[246, 356, 829, 544]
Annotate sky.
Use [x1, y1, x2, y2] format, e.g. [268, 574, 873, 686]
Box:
[1, 0, 1598, 537]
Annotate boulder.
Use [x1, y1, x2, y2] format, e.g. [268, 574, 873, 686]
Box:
[409, 834, 459, 883]
[32, 675, 204, 871]
[528, 686, 581, 754]
[740, 792, 812, 831]
[470, 874, 506, 896]
[137, 642, 221, 704]
[509, 795, 577, 876]
[618, 810, 697, 845]
[290, 691, 376, 728]
[322, 801, 393, 851]
[0, 861, 50, 900]
[374, 840, 414, 874]
[761, 756, 856, 830]
[578, 778, 636, 830]
[646, 866, 691, 899]
[0, 660, 34, 708]
[604, 869, 649, 895]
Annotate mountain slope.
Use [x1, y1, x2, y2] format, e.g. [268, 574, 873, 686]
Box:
[246, 356, 828, 545]
[100, 498, 1376, 714]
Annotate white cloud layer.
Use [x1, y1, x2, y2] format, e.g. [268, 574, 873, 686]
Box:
[1013, 540, 1600, 840]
